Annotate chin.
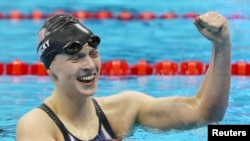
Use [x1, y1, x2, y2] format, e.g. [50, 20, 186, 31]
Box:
[80, 89, 97, 96]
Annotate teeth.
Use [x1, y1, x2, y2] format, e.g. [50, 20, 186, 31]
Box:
[79, 74, 95, 81]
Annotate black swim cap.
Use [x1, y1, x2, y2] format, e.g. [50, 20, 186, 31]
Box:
[37, 14, 100, 69]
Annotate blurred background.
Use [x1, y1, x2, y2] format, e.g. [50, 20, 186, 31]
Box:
[0, 0, 249, 65]
[0, 0, 250, 141]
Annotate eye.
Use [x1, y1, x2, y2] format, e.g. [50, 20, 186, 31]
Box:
[89, 50, 99, 58]
[68, 53, 85, 62]
[63, 42, 82, 55]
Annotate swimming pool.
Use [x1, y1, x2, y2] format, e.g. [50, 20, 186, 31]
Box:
[1, 0, 250, 140]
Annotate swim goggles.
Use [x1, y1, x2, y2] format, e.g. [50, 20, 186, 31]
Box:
[60, 35, 100, 55]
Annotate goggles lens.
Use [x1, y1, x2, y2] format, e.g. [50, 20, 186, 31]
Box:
[88, 35, 100, 48]
[62, 41, 82, 55]
[62, 35, 100, 55]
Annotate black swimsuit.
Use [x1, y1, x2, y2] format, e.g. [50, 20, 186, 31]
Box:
[39, 98, 119, 141]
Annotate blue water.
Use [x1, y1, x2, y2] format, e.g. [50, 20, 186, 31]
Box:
[0, 0, 250, 141]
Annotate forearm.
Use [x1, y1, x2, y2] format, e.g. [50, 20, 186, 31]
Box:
[197, 40, 231, 121]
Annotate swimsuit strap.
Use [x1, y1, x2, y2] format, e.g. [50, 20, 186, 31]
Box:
[91, 98, 116, 139]
[38, 104, 71, 141]
[38, 100, 117, 140]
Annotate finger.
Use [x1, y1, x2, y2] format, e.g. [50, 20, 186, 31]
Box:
[199, 12, 226, 33]
[193, 17, 204, 32]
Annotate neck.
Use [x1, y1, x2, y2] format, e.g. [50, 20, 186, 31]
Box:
[45, 90, 95, 122]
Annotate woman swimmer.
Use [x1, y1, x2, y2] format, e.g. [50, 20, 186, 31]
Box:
[16, 11, 231, 141]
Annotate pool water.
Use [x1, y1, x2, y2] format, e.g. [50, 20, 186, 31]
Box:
[1, 0, 250, 141]
[1, 75, 250, 140]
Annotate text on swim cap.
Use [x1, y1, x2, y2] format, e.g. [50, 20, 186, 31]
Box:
[38, 40, 50, 57]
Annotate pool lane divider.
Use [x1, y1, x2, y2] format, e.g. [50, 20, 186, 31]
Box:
[0, 10, 247, 21]
[0, 59, 250, 76]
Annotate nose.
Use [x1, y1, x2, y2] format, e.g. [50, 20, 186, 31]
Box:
[81, 56, 96, 72]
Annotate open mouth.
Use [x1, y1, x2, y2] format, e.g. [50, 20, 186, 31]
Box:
[77, 74, 95, 83]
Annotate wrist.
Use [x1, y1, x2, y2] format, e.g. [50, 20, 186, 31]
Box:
[213, 39, 231, 48]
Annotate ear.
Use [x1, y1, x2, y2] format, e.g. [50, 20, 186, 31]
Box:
[47, 69, 58, 80]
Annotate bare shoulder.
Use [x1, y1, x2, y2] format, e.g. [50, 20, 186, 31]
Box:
[94, 91, 155, 136]
[97, 90, 153, 106]
[96, 90, 189, 107]
[16, 108, 57, 141]
[94, 90, 156, 119]
[110, 90, 153, 99]
[17, 108, 48, 127]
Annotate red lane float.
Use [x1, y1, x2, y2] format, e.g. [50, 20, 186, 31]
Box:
[182, 12, 199, 19]
[0, 62, 4, 75]
[72, 10, 91, 20]
[117, 11, 134, 20]
[155, 60, 178, 75]
[6, 59, 29, 75]
[48, 10, 67, 17]
[105, 60, 129, 76]
[30, 61, 48, 76]
[159, 12, 178, 19]
[136, 12, 156, 20]
[100, 63, 106, 75]
[227, 14, 245, 19]
[6, 10, 25, 20]
[27, 10, 46, 20]
[130, 60, 153, 75]
[205, 64, 209, 73]
[0, 12, 4, 19]
[92, 10, 113, 20]
[180, 61, 203, 75]
[231, 61, 250, 75]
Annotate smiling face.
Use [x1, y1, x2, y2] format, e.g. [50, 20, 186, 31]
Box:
[48, 43, 101, 97]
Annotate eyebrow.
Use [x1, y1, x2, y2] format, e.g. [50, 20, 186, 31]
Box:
[74, 47, 98, 56]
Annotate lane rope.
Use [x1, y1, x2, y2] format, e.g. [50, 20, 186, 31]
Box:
[0, 10, 247, 75]
[0, 59, 249, 76]
[0, 10, 247, 20]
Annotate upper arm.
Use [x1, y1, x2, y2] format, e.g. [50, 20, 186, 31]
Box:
[16, 110, 56, 141]
[98, 91, 206, 134]
[137, 95, 204, 130]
